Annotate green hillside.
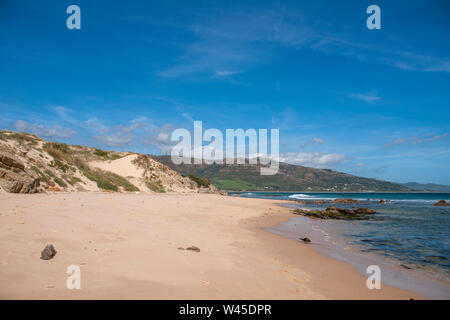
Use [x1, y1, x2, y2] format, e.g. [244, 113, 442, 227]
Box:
[151, 156, 411, 192]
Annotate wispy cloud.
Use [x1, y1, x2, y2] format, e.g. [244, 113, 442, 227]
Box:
[157, 7, 450, 80]
[93, 118, 149, 148]
[300, 137, 325, 148]
[13, 120, 77, 139]
[214, 70, 242, 77]
[385, 133, 448, 148]
[391, 52, 450, 73]
[280, 151, 345, 168]
[349, 90, 381, 104]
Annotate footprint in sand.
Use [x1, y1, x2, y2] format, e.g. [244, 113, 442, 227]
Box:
[201, 280, 210, 286]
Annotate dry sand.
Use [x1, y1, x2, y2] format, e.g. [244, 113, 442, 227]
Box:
[0, 193, 420, 299]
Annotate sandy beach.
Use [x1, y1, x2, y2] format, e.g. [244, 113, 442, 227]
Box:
[0, 193, 420, 299]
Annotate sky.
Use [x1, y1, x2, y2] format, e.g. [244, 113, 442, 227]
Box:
[0, 0, 449, 184]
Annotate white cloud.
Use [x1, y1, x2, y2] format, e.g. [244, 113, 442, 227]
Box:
[280, 151, 345, 168]
[312, 137, 325, 144]
[300, 137, 325, 148]
[13, 120, 76, 139]
[214, 70, 241, 77]
[385, 133, 448, 148]
[94, 118, 149, 147]
[157, 7, 450, 81]
[140, 124, 181, 153]
[349, 91, 381, 104]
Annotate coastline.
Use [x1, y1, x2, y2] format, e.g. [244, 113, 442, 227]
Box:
[0, 192, 420, 299]
[267, 202, 450, 299]
[228, 191, 450, 194]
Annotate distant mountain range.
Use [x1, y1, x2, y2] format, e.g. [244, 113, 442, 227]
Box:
[152, 156, 412, 192]
[401, 182, 450, 192]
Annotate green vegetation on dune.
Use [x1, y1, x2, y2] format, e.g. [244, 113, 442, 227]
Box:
[145, 180, 165, 193]
[30, 165, 50, 183]
[93, 148, 123, 160]
[81, 167, 139, 192]
[187, 174, 211, 188]
[0, 131, 39, 145]
[53, 177, 68, 188]
[41, 141, 135, 191]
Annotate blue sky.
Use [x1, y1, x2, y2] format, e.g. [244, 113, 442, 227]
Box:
[1, 0, 449, 184]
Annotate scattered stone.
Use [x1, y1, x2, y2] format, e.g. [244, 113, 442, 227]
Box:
[299, 237, 311, 243]
[378, 199, 385, 204]
[177, 247, 185, 250]
[40, 244, 57, 260]
[186, 246, 200, 252]
[433, 200, 450, 206]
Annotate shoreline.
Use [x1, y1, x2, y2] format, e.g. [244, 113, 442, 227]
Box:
[228, 191, 450, 194]
[266, 202, 449, 299]
[0, 192, 421, 299]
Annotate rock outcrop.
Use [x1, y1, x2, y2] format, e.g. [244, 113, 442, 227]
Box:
[294, 206, 376, 220]
[0, 149, 39, 193]
[433, 200, 450, 206]
[332, 198, 360, 204]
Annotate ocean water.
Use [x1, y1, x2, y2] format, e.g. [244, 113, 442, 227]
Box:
[233, 192, 450, 283]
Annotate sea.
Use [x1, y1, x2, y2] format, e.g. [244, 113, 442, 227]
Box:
[232, 192, 450, 298]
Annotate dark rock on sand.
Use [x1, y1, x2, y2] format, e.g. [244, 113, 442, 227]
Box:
[433, 200, 450, 206]
[186, 246, 200, 252]
[40, 244, 57, 260]
[299, 237, 311, 243]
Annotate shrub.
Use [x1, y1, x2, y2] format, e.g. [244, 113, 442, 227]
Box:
[50, 159, 70, 172]
[1, 132, 37, 144]
[43, 142, 73, 163]
[145, 180, 165, 193]
[62, 174, 82, 186]
[44, 169, 55, 177]
[30, 166, 50, 182]
[94, 149, 108, 157]
[54, 177, 68, 188]
[81, 167, 139, 192]
[188, 174, 211, 188]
